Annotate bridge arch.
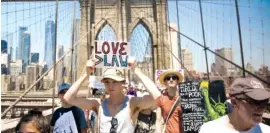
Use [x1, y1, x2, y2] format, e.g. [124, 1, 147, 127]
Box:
[95, 19, 117, 40]
[128, 18, 155, 43]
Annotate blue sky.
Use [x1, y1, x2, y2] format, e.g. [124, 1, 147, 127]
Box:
[167, 0, 270, 72]
[1, 1, 80, 61]
[1, 0, 270, 73]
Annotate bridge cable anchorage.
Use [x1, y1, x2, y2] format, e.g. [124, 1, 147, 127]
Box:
[135, 2, 270, 85]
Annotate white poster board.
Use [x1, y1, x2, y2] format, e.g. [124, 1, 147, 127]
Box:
[95, 41, 130, 68]
[88, 76, 104, 89]
[53, 111, 78, 133]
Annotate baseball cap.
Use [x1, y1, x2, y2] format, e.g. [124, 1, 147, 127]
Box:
[58, 83, 71, 93]
[229, 78, 270, 100]
[101, 68, 125, 82]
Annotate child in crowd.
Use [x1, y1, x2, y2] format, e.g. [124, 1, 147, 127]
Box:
[15, 108, 51, 133]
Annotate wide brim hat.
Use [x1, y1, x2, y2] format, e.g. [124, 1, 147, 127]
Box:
[158, 69, 184, 85]
[101, 68, 125, 82]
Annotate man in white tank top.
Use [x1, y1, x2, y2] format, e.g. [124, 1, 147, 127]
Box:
[64, 57, 161, 133]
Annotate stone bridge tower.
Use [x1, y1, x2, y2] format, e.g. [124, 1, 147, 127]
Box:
[78, 0, 171, 81]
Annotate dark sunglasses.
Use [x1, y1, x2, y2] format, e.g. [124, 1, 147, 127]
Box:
[164, 75, 179, 81]
[110, 117, 118, 133]
[236, 97, 269, 107]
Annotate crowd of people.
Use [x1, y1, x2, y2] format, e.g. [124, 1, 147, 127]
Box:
[16, 58, 270, 133]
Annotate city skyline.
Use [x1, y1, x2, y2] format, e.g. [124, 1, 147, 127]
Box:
[1, 0, 270, 74]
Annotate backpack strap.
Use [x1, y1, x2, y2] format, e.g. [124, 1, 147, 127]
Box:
[162, 96, 180, 133]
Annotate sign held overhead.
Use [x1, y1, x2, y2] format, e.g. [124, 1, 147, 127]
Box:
[95, 41, 130, 68]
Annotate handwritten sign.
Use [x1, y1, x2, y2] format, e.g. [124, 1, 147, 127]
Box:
[179, 81, 206, 133]
[95, 41, 130, 68]
[179, 80, 227, 133]
[53, 111, 78, 133]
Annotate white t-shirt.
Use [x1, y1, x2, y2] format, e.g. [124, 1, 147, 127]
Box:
[199, 115, 270, 133]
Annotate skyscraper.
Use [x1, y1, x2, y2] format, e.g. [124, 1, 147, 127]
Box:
[10, 47, 13, 61]
[44, 21, 56, 71]
[31, 53, 39, 63]
[73, 19, 80, 81]
[1, 40, 8, 53]
[168, 23, 180, 69]
[17, 27, 28, 60]
[1, 53, 9, 74]
[21, 33, 31, 73]
[215, 48, 234, 76]
[25, 64, 42, 91]
[181, 49, 194, 71]
[58, 45, 64, 59]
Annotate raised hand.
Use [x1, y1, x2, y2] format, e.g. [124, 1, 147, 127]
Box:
[128, 56, 137, 71]
[86, 57, 97, 75]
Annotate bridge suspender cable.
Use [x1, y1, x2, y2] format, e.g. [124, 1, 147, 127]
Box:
[1, 15, 108, 117]
[135, 2, 269, 85]
[199, 0, 210, 80]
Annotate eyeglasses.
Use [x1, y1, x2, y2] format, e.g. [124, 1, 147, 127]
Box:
[110, 117, 118, 133]
[164, 75, 179, 81]
[236, 97, 269, 107]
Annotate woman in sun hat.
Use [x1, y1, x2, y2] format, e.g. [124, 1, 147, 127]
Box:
[156, 69, 184, 133]
[64, 57, 161, 133]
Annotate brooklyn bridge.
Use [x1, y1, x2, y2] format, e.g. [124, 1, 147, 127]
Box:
[1, 0, 270, 132]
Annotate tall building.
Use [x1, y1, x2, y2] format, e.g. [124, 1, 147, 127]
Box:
[15, 75, 25, 91]
[43, 75, 52, 90]
[57, 45, 64, 85]
[10, 47, 14, 61]
[17, 27, 28, 60]
[31, 53, 39, 63]
[44, 21, 56, 71]
[25, 64, 43, 91]
[73, 19, 80, 81]
[215, 48, 234, 76]
[1, 53, 10, 74]
[58, 45, 64, 59]
[181, 48, 194, 71]
[10, 60, 23, 76]
[1, 40, 8, 53]
[168, 23, 180, 69]
[1, 75, 11, 92]
[21, 33, 31, 73]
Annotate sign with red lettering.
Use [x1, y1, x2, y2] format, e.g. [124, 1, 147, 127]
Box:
[95, 41, 130, 68]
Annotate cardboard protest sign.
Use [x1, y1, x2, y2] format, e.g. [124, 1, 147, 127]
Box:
[53, 111, 78, 133]
[95, 41, 130, 68]
[88, 76, 104, 89]
[179, 80, 227, 133]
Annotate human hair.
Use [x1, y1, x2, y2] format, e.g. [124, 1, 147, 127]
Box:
[15, 108, 51, 133]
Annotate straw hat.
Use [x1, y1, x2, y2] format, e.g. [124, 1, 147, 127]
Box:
[101, 68, 125, 82]
[158, 69, 184, 85]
